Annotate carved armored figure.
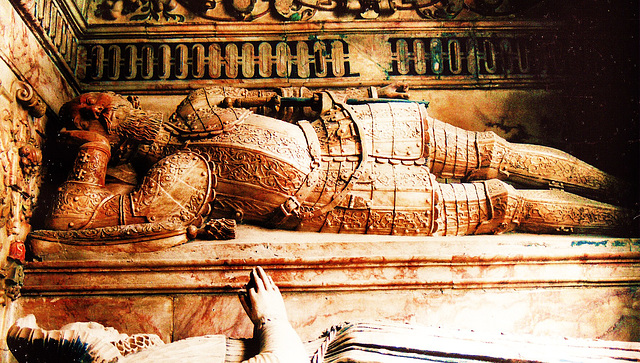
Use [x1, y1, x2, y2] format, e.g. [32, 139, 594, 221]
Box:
[45, 87, 631, 237]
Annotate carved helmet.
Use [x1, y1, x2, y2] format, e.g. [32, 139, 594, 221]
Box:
[167, 87, 252, 140]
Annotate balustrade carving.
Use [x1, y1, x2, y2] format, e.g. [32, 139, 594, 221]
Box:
[79, 33, 565, 90]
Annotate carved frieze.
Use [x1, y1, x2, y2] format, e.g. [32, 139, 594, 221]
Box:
[6, 0, 622, 93]
[8, 0, 571, 92]
[90, 0, 545, 23]
[0, 77, 48, 303]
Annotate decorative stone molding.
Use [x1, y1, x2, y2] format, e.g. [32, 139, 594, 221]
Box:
[0, 76, 48, 308]
[77, 24, 569, 92]
[7, 0, 586, 92]
[15, 82, 46, 118]
[91, 0, 545, 23]
[22, 225, 640, 295]
[8, 0, 84, 91]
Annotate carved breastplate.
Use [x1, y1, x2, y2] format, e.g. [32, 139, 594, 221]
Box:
[188, 114, 316, 225]
[186, 100, 442, 236]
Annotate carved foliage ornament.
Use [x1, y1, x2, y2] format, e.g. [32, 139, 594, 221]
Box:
[94, 0, 543, 22]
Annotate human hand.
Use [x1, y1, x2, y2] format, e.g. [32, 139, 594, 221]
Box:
[238, 267, 289, 327]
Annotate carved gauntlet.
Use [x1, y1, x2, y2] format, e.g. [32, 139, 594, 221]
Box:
[46, 139, 114, 230]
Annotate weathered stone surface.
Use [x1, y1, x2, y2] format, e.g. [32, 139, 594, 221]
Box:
[15, 226, 640, 343]
[15, 295, 174, 342]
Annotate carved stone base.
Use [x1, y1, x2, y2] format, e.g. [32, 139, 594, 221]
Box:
[28, 222, 189, 257]
[15, 226, 640, 345]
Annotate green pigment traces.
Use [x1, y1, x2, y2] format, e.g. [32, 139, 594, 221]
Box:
[571, 240, 607, 247]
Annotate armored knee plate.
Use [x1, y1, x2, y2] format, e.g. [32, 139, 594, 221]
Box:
[128, 151, 216, 226]
[434, 179, 522, 236]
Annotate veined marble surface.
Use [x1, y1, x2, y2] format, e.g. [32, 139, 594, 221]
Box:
[15, 226, 640, 344]
[0, 0, 75, 111]
[24, 225, 640, 292]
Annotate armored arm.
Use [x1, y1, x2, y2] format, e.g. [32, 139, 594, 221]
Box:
[45, 131, 115, 230]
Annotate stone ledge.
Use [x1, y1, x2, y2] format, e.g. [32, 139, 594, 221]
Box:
[22, 225, 640, 295]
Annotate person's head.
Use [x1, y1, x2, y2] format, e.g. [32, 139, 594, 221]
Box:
[58, 92, 163, 148]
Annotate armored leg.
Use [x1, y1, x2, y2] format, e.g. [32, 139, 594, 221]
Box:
[517, 189, 632, 235]
[434, 179, 631, 236]
[426, 115, 628, 203]
[434, 180, 521, 236]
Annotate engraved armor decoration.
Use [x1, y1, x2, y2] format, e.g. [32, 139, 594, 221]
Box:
[42, 89, 632, 241]
[158, 90, 629, 236]
[45, 92, 216, 235]
[46, 142, 216, 230]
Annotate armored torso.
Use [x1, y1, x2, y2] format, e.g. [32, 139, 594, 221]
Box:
[290, 101, 442, 235]
[148, 93, 446, 235]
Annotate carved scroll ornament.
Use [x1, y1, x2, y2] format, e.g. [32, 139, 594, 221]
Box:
[15, 82, 46, 118]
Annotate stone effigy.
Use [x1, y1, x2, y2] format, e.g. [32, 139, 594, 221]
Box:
[8, 267, 640, 363]
[29, 85, 633, 251]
